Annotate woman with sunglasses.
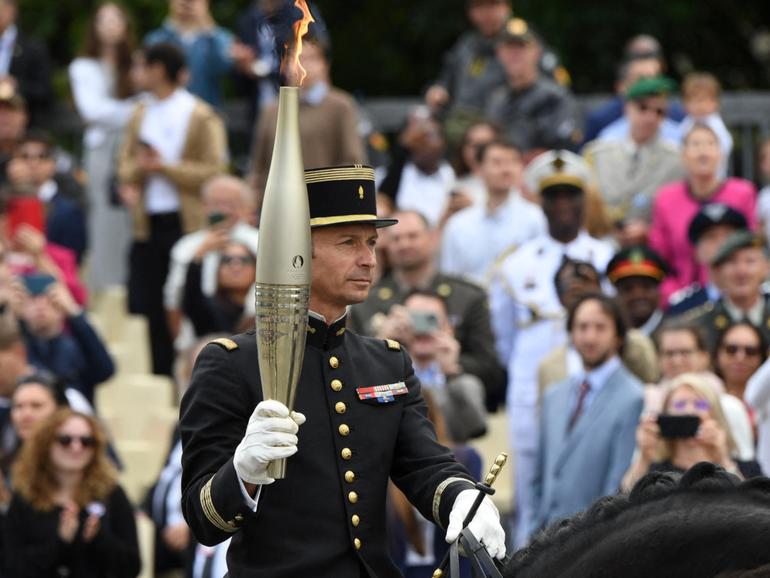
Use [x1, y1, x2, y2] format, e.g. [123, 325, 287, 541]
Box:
[183, 241, 256, 336]
[2, 372, 96, 495]
[649, 123, 757, 305]
[714, 321, 768, 399]
[648, 321, 756, 462]
[3, 408, 140, 577]
[621, 372, 762, 491]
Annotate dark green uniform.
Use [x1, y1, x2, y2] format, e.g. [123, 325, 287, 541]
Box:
[681, 295, 770, 350]
[180, 314, 474, 577]
[348, 272, 507, 409]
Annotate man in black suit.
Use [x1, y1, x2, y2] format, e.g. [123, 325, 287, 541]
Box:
[0, 0, 52, 126]
[180, 165, 506, 576]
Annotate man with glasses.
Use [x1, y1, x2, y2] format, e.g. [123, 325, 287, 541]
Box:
[584, 76, 684, 245]
[686, 231, 770, 349]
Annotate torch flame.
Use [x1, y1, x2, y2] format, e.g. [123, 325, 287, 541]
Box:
[281, 0, 315, 87]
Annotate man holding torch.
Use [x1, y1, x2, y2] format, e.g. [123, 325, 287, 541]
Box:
[179, 165, 505, 576]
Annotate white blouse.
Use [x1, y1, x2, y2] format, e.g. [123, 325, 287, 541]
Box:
[68, 57, 136, 148]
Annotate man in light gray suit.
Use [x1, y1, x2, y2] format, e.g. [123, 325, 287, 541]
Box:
[528, 292, 644, 539]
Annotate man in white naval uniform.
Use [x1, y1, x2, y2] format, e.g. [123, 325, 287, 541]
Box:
[489, 150, 613, 547]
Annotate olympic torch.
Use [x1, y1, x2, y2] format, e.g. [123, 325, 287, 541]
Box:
[254, 85, 311, 479]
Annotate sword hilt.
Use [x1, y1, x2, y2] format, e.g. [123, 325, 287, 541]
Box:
[432, 452, 509, 578]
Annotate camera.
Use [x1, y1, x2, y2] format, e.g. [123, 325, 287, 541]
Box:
[409, 311, 440, 335]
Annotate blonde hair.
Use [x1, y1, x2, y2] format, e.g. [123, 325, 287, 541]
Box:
[657, 372, 736, 461]
[12, 408, 117, 511]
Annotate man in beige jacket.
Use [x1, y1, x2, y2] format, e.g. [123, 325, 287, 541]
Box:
[118, 42, 227, 376]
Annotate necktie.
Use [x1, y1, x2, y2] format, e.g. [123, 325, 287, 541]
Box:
[200, 548, 215, 578]
[568, 380, 591, 432]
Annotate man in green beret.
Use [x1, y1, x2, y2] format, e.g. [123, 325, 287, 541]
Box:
[583, 75, 684, 246]
[683, 230, 770, 348]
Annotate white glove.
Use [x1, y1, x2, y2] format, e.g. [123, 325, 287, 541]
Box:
[234, 400, 306, 485]
[445, 489, 506, 560]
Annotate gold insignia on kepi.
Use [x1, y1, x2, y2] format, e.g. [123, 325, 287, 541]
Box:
[210, 337, 238, 351]
[715, 315, 728, 329]
[630, 249, 644, 264]
[508, 17, 528, 36]
[378, 287, 393, 300]
[437, 283, 452, 297]
[552, 155, 566, 171]
[358, 186, 364, 199]
[386, 339, 401, 351]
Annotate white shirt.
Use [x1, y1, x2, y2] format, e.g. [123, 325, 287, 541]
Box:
[395, 161, 455, 227]
[745, 357, 770, 473]
[599, 115, 681, 148]
[0, 25, 16, 76]
[164, 222, 260, 309]
[441, 191, 546, 286]
[68, 58, 137, 148]
[37, 180, 58, 203]
[139, 89, 197, 214]
[758, 185, 770, 244]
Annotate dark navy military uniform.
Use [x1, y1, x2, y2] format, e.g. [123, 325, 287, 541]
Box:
[667, 283, 714, 317]
[180, 315, 474, 577]
[348, 272, 506, 410]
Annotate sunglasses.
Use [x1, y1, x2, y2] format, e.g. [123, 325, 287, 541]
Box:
[720, 343, 762, 357]
[636, 102, 667, 118]
[56, 434, 96, 448]
[670, 399, 711, 412]
[221, 255, 254, 266]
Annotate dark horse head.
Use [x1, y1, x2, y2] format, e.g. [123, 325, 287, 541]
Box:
[504, 462, 770, 578]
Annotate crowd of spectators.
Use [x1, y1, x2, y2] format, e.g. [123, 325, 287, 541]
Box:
[1, 0, 770, 575]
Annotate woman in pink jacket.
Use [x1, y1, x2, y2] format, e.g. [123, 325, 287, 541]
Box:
[648, 123, 756, 306]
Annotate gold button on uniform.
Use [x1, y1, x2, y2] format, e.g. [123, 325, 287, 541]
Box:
[348, 491, 358, 504]
[341, 448, 352, 460]
[329, 356, 339, 369]
[335, 402, 346, 414]
[345, 470, 355, 483]
[354, 538, 362, 550]
[234, 514, 244, 523]
[339, 424, 350, 436]
[331, 379, 343, 392]
[351, 514, 360, 527]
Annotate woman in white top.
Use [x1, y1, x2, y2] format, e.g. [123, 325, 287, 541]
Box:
[68, 3, 137, 291]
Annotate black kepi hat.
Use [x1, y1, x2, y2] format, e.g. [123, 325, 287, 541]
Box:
[305, 165, 398, 228]
[687, 203, 748, 245]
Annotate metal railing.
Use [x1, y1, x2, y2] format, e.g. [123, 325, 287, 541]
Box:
[51, 91, 770, 181]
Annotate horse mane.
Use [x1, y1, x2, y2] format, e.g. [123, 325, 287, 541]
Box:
[504, 463, 770, 578]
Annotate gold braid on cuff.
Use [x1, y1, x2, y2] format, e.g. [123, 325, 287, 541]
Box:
[432, 477, 476, 528]
[200, 477, 238, 533]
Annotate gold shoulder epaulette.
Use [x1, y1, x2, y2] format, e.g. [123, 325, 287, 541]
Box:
[679, 302, 712, 322]
[210, 337, 239, 351]
[385, 339, 401, 351]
